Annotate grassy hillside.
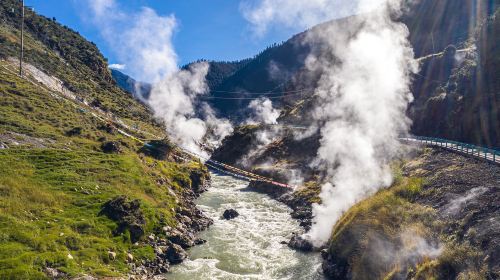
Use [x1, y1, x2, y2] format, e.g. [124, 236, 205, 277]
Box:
[0, 2, 209, 278]
[322, 149, 499, 279]
[0, 0, 156, 125]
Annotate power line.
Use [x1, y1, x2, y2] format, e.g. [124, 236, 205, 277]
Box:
[18, 0, 33, 77]
[200, 91, 310, 100]
[209, 88, 311, 95]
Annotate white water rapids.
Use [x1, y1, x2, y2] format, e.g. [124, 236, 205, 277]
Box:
[168, 172, 323, 279]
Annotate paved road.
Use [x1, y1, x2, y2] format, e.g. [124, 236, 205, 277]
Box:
[403, 137, 500, 165]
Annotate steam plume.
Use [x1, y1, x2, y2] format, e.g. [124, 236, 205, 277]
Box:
[243, 0, 417, 246]
[245, 97, 281, 125]
[84, 0, 233, 156]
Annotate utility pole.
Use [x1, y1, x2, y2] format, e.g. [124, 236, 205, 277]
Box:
[19, 0, 24, 77]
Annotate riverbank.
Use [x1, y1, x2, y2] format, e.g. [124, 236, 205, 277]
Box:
[225, 145, 500, 279]
[167, 173, 323, 279]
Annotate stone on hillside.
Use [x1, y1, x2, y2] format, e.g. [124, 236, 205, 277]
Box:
[66, 127, 82, 136]
[99, 196, 146, 243]
[139, 139, 175, 160]
[101, 141, 121, 153]
[127, 253, 134, 263]
[44, 267, 66, 279]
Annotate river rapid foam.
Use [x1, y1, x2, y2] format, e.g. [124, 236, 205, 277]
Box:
[168, 172, 323, 279]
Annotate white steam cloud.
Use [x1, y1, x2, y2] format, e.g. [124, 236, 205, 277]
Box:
[85, 0, 233, 156]
[243, 0, 417, 246]
[85, 0, 177, 83]
[245, 97, 281, 125]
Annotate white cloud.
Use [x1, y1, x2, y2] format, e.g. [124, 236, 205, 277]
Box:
[84, 0, 177, 83]
[108, 63, 126, 70]
[240, 0, 389, 36]
[88, 0, 116, 18]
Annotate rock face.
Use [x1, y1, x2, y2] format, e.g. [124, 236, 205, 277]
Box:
[165, 244, 187, 264]
[101, 141, 121, 154]
[139, 139, 175, 160]
[128, 166, 213, 277]
[222, 209, 239, 220]
[190, 168, 211, 194]
[288, 233, 314, 252]
[99, 196, 146, 243]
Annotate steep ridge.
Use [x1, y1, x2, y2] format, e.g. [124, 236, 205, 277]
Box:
[410, 9, 500, 148]
[110, 69, 152, 101]
[202, 0, 499, 147]
[0, 1, 213, 279]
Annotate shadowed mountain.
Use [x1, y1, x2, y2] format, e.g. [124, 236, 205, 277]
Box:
[111, 68, 152, 100]
[202, 0, 499, 147]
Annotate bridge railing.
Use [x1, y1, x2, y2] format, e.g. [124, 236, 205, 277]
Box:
[402, 136, 500, 165]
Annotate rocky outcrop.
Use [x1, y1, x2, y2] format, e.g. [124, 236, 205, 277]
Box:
[189, 168, 211, 195]
[165, 244, 187, 264]
[101, 141, 122, 154]
[128, 166, 213, 277]
[139, 139, 176, 160]
[211, 125, 260, 166]
[99, 196, 146, 243]
[287, 233, 314, 252]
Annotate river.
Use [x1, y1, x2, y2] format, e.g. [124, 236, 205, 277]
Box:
[167, 172, 323, 279]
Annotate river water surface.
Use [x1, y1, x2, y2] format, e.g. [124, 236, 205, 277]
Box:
[168, 172, 323, 279]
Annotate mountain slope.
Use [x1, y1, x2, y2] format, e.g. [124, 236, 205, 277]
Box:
[204, 0, 499, 147]
[0, 1, 211, 278]
[111, 68, 152, 100]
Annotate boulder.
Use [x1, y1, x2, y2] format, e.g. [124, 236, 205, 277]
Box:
[287, 233, 313, 252]
[189, 169, 210, 194]
[165, 244, 187, 264]
[44, 267, 66, 279]
[139, 139, 175, 160]
[167, 229, 195, 248]
[99, 196, 146, 243]
[65, 127, 82, 136]
[127, 253, 134, 263]
[194, 238, 207, 245]
[222, 209, 239, 220]
[101, 141, 121, 153]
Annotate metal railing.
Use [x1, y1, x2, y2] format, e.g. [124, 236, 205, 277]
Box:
[402, 136, 500, 165]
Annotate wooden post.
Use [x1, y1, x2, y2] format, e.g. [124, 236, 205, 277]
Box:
[19, 0, 24, 77]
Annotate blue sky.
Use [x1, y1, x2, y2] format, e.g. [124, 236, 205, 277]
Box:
[26, 0, 305, 67]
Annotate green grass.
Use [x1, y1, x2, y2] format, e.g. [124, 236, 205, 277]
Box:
[0, 7, 212, 278]
[0, 53, 207, 278]
[0, 148, 202, 278]
[325, 162, 488, 280]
